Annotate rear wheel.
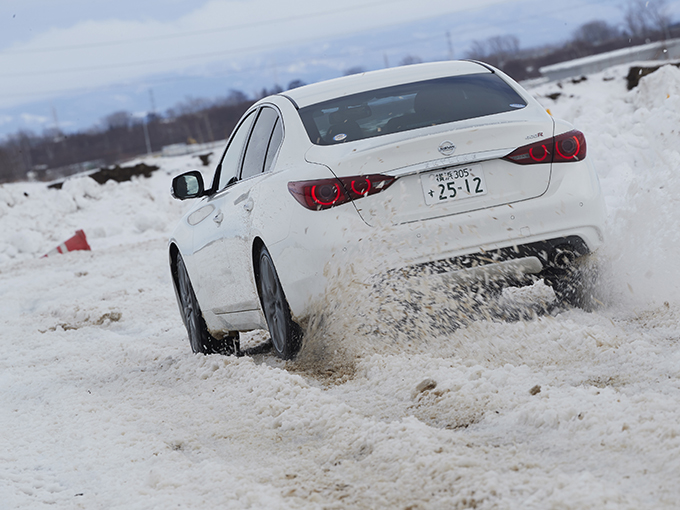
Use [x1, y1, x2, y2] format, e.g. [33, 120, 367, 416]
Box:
[176, 253, 239, 355]
[257, 246, 302, 360]
[548, 255, 600, 312]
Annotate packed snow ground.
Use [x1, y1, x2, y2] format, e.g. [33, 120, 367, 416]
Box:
[2, 63, 680, 509]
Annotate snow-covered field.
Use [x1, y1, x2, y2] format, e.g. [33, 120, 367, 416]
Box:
[2, 63, 680, 509]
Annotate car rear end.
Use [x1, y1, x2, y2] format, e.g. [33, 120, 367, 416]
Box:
[281, 61, 605, 315]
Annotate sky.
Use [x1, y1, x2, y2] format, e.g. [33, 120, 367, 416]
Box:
[1, 0, 679, 139]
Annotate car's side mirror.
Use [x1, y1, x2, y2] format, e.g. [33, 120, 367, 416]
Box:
[171, 171, 205, 200]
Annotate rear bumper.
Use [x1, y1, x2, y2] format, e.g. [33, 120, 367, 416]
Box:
[272, 158, 606, 320]
[406, 235, 589, 276]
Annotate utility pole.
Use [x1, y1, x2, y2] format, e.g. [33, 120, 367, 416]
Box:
[148, 89, 156, 116]
[143, 118, 152, 155]
[144, 88, 155, 155]
[203, 113, 215, 143]
[446, 31, 454, 60]
[383, 53, 390, 68]
[51, 105, 60, 133]
[50, 104, 65, 145]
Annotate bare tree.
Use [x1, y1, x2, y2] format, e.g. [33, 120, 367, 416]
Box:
[104, 111, 131, 130]
[623, 0, 671, 39]
[254, 85, 283, 99]
[343, 66, 366, 76]
[287, 79, 306, 90]
[399, 55, 423, 66]
[466, 40, 489, 60]
[0, 143, 26, 182]
[466, 35, 520, 67]
[171, 97, 214, 116]
[487, 35, 520, 60]
[646, 0, 672, 38]
[623, 0, 648, 38]
[221, 89, 249, 106]
[573, 20, 620, 44]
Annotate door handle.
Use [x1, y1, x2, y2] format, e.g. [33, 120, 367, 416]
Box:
[213, 211, 224, 225]
[243, 198, 254, 212]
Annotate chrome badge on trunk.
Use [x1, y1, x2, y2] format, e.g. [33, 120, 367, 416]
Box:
[438, 140, 456, 156]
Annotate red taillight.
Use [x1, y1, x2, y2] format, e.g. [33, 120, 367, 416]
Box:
[311, 183, 340, 206]
[288, 174, 396, 211]
[503, 130, 587, 165]
[554, 132, 584, 160]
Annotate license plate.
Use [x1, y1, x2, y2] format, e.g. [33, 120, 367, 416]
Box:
[421, 165, 487, 205]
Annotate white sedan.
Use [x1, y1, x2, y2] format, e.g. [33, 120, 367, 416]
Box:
[169, 60, 606, 359]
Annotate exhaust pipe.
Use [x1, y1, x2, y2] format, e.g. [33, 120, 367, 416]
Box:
[551, 245, 578, 268]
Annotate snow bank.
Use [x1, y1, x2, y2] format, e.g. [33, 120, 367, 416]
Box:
[0, 155, 200, 263]
[533, 63, 680, 307]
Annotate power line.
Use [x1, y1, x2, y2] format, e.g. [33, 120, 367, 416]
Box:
[0, 0, 405, 55]
[0, 0, 605, 80]
[0, 0, 618, 98]
[0, 27, 445, 86]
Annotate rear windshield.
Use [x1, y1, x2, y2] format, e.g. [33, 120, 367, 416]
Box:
[298, 73, 527, 145]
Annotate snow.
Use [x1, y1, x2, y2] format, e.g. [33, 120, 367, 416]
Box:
[2, 63, 680, 508]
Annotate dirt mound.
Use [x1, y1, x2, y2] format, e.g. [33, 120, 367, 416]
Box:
[626, 62, 680, 89]
[49, 162, 159, 189]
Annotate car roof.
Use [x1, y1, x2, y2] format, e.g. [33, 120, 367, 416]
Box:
[281, 60, 493, 109]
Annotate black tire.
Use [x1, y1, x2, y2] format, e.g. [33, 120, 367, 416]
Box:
[257, 246, 302, 360]
[176, 253, 239, 355]
[549, 257, 600, 312]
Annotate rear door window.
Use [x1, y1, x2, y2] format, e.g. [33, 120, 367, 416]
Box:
[241, 107, 280, 180]
[263, 118, 283, 174]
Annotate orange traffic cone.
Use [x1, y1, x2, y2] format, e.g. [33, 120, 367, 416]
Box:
[42, 230, 91, 257]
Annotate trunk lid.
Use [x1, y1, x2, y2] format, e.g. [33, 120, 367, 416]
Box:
[305, 110, 555, 226]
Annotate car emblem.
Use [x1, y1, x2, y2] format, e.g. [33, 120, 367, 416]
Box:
[438, 141, 456, 156]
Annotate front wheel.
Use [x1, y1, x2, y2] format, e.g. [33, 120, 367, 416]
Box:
[176, 253, 239, 355]
[257, 247, 302, 360]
